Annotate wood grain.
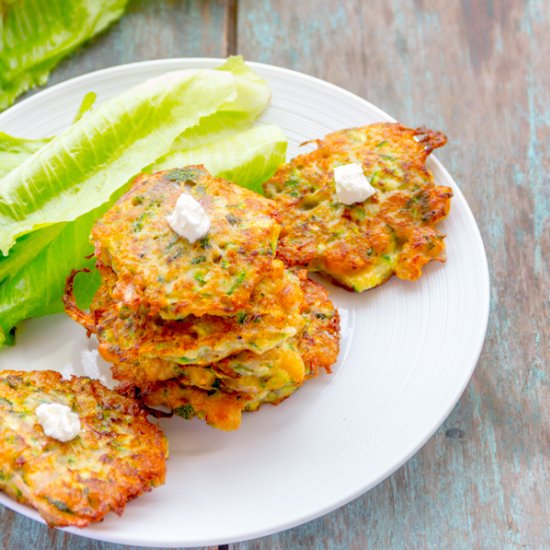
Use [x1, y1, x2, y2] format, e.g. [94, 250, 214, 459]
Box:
[236, 0, 550, 548]
[1, 0, 548, 549]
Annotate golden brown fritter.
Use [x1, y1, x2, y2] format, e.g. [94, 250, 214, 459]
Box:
[118, 275, 340, 430]
[122, 383, 248, 432]
[117, 338, 306, 420]
[65, 260, 304, 367]
[0, 370, 167, 528]
[110, 339, 303, 389]
[107, 273, 338, 387]
[92, 166, 282, 319]
[130, 345, 304, 431]
[296, 272, 340, 378]
[263, 123, 453, 291]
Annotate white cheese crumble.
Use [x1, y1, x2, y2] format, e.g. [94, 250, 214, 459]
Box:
[35, 403, 81, 442]
[166, 193, 210, 243]
[334, 163, 376, 205]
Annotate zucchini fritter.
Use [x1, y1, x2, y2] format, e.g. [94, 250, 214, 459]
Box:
[0, 370, 167, 528]
[66, 260, 304, 367]
[93, 166, 282, 319]
[120, 275, 340, 430]
[263, 123, 453, 291]
[295, 272, 340, 378]
[133, 383, 248, 432]
[111, 339, 305, 389]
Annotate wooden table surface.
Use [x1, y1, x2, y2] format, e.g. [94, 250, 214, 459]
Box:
[1, 1, 548, 548]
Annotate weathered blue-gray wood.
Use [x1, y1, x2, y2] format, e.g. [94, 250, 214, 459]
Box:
[1, 0, 548, 549]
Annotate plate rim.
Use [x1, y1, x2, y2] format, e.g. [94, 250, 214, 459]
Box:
[0, 57, 490, 547]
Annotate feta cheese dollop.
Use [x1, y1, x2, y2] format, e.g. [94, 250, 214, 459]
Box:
[166, 192, 210, 243]
[35, 403, 81, 443]
[334, 162, 376, 205]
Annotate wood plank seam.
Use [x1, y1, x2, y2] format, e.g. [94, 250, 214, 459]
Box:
[225, 0, 239, 55]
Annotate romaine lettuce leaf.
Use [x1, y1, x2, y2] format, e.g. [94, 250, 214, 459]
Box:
[0, 132, 49, 180]
[0, 68, 237, 255]
[0, 199, 114, 346]
[171, 56, 271, 151]
[0, 0, 128, 110]
[0, 92, 96, 179]
[71, 91, 97, 123]
[154, 125, 287, 194]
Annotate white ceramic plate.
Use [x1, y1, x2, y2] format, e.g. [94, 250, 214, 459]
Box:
[0, 59, 489, 547]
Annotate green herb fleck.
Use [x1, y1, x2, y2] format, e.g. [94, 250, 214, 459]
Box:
[174, 404, 195, 419]
[207, 378, 223, 396]
[237, 312, 247, 324]
[46, 498, 73, 514]
[191, 255, 207, 265]
[165, 168, 199, 182]
[375, 140, 388, 148]
[199, 236, 211, 249]
[194, 272, 207, 286]
[133, 211, 148, 232]
[227, 271, 246, 295]
[353, 208, 366, 221]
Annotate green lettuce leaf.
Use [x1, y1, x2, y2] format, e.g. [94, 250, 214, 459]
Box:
[71, 91, 97, 123]
[0, 131, 49, 180]
[0, 195, 117, 346]
[171, 56, 272, 151]
[0, 68, 237, 255]
[0, 0, 128, 110]
[154, 125, 287, 194]
[0, 92, 96, 179]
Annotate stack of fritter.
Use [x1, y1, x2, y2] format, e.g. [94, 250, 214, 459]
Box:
[65, 166, 340, 430]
